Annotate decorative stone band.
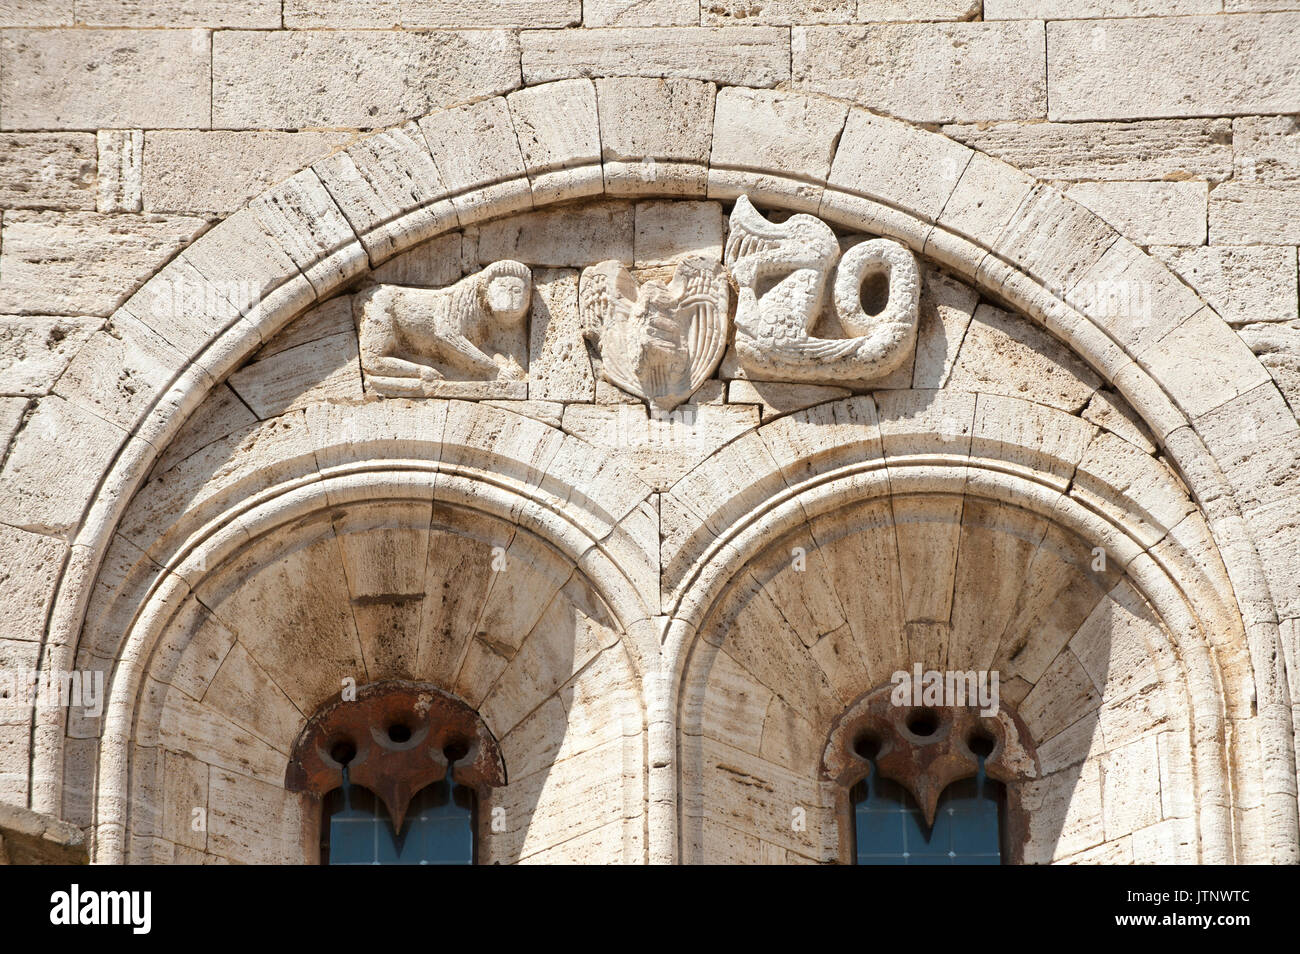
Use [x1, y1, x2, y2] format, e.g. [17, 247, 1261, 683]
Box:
[821, 683, 1039, 858]
[285, 680, 505, 834]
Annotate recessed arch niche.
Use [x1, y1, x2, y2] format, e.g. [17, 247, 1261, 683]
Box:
[22, 78, 1295, 864]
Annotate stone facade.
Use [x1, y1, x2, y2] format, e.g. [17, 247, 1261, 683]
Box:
[0, 7, 1298, 865]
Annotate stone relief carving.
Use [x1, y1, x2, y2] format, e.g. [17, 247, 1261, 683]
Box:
[356, 260, 532, 399]
[580, 256, 730, 411]
[724, 195, 920, 385]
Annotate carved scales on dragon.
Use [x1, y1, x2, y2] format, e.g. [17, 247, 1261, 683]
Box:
[724, 195, 921, 385]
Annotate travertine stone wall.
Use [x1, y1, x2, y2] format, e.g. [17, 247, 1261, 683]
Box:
[0, 4, 1298, 864]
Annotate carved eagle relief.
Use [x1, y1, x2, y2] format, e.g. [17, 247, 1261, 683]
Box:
[725, 195, 920, 385]
[580, 257, 730, 411]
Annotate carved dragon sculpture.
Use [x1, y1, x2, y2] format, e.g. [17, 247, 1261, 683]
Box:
[724, 195, 920, 385]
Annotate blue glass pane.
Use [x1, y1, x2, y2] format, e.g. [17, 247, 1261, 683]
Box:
[323, 769, 475, 865]
[852, 760, 1002, 865]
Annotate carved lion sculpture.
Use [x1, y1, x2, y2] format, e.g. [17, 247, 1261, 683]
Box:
[355, 260, 532, 397]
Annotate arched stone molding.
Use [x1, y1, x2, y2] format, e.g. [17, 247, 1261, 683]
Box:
[665, 391, 1265, 862]
[78, 400, 656, 863]
[7, 78, 1293, 861]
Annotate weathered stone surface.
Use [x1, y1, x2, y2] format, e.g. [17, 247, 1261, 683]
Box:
[633, 201, 722, 265]
[0, 2, 73, 25]
[369, 233, 462, 287]
[419, 98, 532, 224]
[521, 27, 790, 87]
[0, 211, 207, 317]
[1047, 15, 1300, 121]
[507, 79, 602, 204]
[584, 0, 697, 25]
[702, 0, 854, 24]
[1152, 246, 1298, 326]
[0, 30, 211, 130]
[0, 394, 125, 534]
[472, 201, 634, 267]
[77, 0, 280, 26]
[314, 123, 453, 263]
[1082, 389, 1157, 454]
[228, 331, 363, 418]
[286, 0, 578, 26]
[944, 118, 1233, 183]
[709, 87, 847, 211]
[597, 77, 715, 196]
[563, 402, 759, 489]
[0, 317, 100, 396]
[1066, 181, 1207, 247]
[143, 131, 354, 215]
[793, 22, 1047, 124]
[1146, 307, 1273, 419]
[947, 304, 1101, 413]
[904, 267, 979, 391]
[1209, 116, 1300, 245]
[0, 134, 96, 210]
[988, 0, 1217, 15]
[527, 269, 593, 402]
[0, 524, 64, 643]
[727, 381, 851, 421]
[825, 109, 970, 224]
[934, 150, 1035, 248]
[96, 130, 143, 214]
[250, 170, 365, 295]
[213, 30, 521, 129]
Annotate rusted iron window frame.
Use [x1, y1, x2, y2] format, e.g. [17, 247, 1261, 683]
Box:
[286, 680, 506, 865]
[822, 684, 1040, 865]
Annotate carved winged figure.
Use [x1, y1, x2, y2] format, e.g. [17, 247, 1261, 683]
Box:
[724, 195, 920, 385]
[580, 256, 730, 411]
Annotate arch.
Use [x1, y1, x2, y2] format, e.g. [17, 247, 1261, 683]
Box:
[11, 77, 1295, 862]
[667, 392, 1244, 862]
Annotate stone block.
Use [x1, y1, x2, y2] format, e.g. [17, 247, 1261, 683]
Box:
[824, 109, 971, 225]
[1047, 15, 1300, 121]
[143, 131, 355, 215]
[709, 87, 847, 212]
[472, 200, 633, 267]
[1066, 181, 1207, 247]
[521, 27, 790, 87]
[419, 98, 532, 225]
[213, 30, 521, 129]
[0, 134, 96, 210]
[633, 200, 722, 265]
[0, 316, 100, 397]
[1151, 245, 1298, 326]
[793, 22, 1046, 124]
[596, 77, 714, 196]
[314, 123, 454, 264]
[96, 130, 143, 214]
[527, 268, 595, 403]
[0, 211, 207, 317]
[583, 0, 697, 25]
[507, 79, 602, 205]
[77, 0, 279, 26]
[0, 29, 211, 130]
[943, 118, 1233, 183]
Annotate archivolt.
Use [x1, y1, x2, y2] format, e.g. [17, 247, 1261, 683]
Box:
[662, 393, 1247, 862]
[22, 78, 1296, 861]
